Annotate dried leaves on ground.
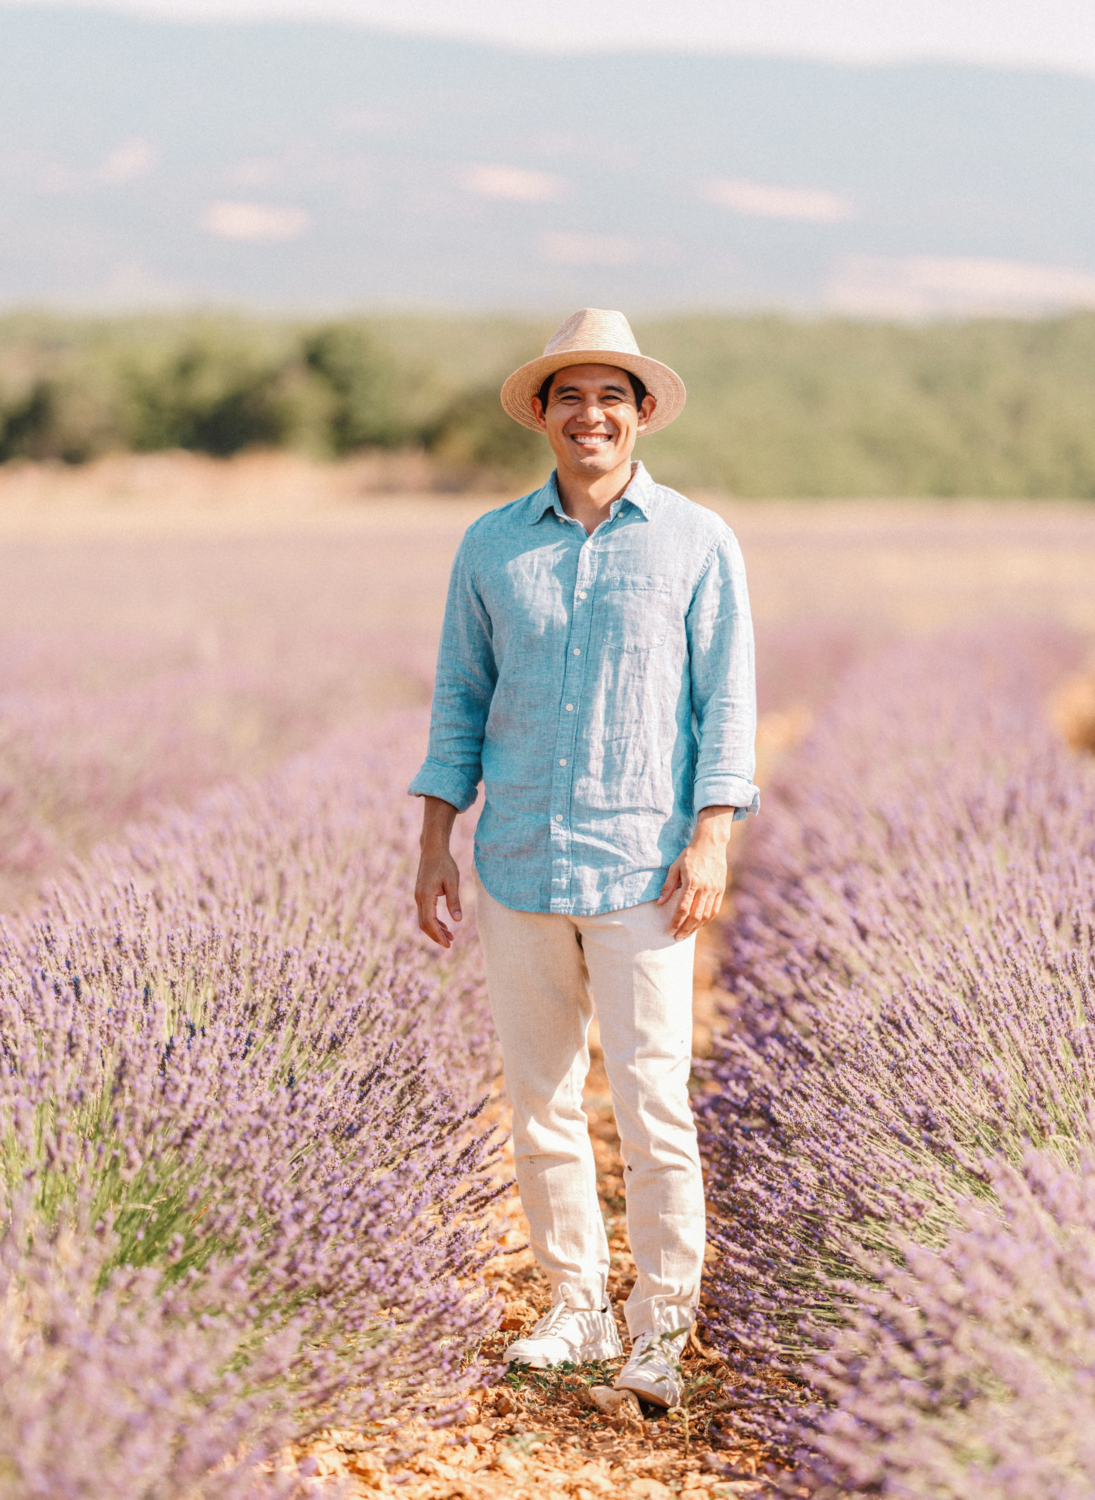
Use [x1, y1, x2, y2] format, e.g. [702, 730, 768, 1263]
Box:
[294, 1034, 803, 1500]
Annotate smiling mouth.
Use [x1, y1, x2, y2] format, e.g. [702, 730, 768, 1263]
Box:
[570, 432, 613, 448]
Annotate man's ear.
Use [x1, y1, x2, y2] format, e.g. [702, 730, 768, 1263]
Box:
[636, 393, 657, 432]
[529, 396, 549, 433]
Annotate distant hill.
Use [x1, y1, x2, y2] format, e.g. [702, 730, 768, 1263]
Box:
[3, 6, 1095, 312]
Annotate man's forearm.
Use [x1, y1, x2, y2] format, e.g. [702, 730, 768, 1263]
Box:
[691, 804, 737, 849]
[416, 797, 462, 948]
[420, 795, 459, 851]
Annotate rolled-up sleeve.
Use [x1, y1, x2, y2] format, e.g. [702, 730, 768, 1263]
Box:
[408, 528, 496, 812]
[687, 529, 760, 820]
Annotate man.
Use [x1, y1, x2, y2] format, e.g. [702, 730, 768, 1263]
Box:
[410, 308, 758, 1408]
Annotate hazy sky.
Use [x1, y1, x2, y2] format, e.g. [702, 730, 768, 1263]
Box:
[5, 0, 1095, 72]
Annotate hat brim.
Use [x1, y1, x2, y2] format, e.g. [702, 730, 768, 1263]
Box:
[500, 350, 686, 435]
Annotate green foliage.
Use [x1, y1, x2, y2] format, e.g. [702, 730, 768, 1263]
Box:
[0, 380, 59, 462]
[303, 322, 407, 453]
[2, 310, 1095, 495]
[503, 1357, 621, 1392]
[636, 313, 1095, 497]
[424, 384, 547, 478]
[0, 367, 120, 464]
[121, 335, 289, 456]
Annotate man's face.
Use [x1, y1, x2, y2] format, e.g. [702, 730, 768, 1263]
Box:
[530, 364, 657, 476]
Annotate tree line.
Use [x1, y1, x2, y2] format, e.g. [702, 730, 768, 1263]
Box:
[2, 310, 1095, 497]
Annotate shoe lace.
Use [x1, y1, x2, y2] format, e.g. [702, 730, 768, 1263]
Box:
[529, 1300, 581, 1339]
[631, 1327, 686, 1373]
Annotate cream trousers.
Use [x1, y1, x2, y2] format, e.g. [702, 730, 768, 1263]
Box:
[476, 881, 705, 1338]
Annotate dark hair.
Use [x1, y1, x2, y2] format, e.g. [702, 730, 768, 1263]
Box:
[536, 367, 648, 412]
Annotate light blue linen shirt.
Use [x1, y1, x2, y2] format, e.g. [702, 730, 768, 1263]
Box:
[409, 462, 759, 915]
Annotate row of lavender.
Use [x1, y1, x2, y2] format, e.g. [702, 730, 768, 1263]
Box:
[0, 620, 438, 911]
[0, 574, 857, 916]
[0, 713, 499, 1499]
[700, 627, 1095, 1496]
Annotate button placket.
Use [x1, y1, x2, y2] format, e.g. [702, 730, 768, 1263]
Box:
[549, 540, 599, 905]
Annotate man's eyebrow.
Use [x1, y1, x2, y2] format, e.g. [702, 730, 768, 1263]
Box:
[553, 381, 630, 397]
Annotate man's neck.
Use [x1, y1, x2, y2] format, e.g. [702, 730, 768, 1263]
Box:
[556, 459, 636, 536]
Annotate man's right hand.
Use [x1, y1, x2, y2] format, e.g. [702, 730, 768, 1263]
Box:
[415, 796, 462, 948]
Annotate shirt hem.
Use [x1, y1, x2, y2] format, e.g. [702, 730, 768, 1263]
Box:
[475, 856, 666, 917]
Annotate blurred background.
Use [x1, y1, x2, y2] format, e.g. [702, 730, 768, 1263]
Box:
[2, 0, 1095, 494]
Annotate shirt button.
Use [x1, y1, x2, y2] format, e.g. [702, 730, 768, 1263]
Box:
[565, 703, 573, 711]
[573, 647, 581, 655]
[578, 591, 588, 599]
[559, 758, 567, 766]
[555, 814, 563, 822]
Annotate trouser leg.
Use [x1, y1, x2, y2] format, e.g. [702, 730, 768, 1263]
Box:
[475, 881, 608, 1310]
[576, 901, 704, 1339]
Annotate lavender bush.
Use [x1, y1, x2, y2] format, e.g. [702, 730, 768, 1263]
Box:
[700, 627, 1095, 1374]
[754, 620, 879, 717]
[808, 1140, 1095, 1498]
[0, 714, 499, 1498]
[0, 629, 436, 909]
[0, 516, 456, 908]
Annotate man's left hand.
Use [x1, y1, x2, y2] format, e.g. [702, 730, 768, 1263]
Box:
[656, 805, 737, 940]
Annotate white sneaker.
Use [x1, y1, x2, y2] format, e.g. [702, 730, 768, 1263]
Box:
[613, 1325, 689, 1408]
[503, 1292, 623, 1369]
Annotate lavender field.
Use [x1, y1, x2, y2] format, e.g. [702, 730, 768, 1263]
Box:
[2, 454, 1095, 1497]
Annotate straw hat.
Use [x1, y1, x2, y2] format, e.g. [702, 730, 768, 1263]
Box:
[500, 308, 686, 434]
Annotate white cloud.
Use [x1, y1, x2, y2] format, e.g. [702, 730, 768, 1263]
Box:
[828, 254, 1095, 316]
[37, 137, 159, 192]
[699, 177, 856, 223]
[540, 233, 641, 265]
[458, 163, 565, 202]
[98, 138, 159, 184]
[200, 201, 310, 241]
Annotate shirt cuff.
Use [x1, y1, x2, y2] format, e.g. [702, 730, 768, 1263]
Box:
[694, 773, 761, 821]
[408, 761, 480, 813]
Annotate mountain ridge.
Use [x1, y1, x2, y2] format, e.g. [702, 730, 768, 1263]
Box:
[3, 5, 1095, 311]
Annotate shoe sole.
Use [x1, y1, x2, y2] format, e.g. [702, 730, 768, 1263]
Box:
[613, 1376, 676, 1408]
[504, 1336, 623, 1369]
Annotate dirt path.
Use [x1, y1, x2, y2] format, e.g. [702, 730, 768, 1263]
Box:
[297, 1011, 791, 1500]
[296, 712, 810, 1500]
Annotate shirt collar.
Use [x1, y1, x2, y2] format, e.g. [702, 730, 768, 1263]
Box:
[528, 461, 659, 525]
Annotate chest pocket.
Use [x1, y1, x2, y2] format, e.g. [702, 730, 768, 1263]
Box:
[596, 574, 672, 652]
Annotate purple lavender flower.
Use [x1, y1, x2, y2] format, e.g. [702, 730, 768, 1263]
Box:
[700, 626, 1094, 1380]
[807, 1142, 1095, 1498]
[0, 713, 500, 1497]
